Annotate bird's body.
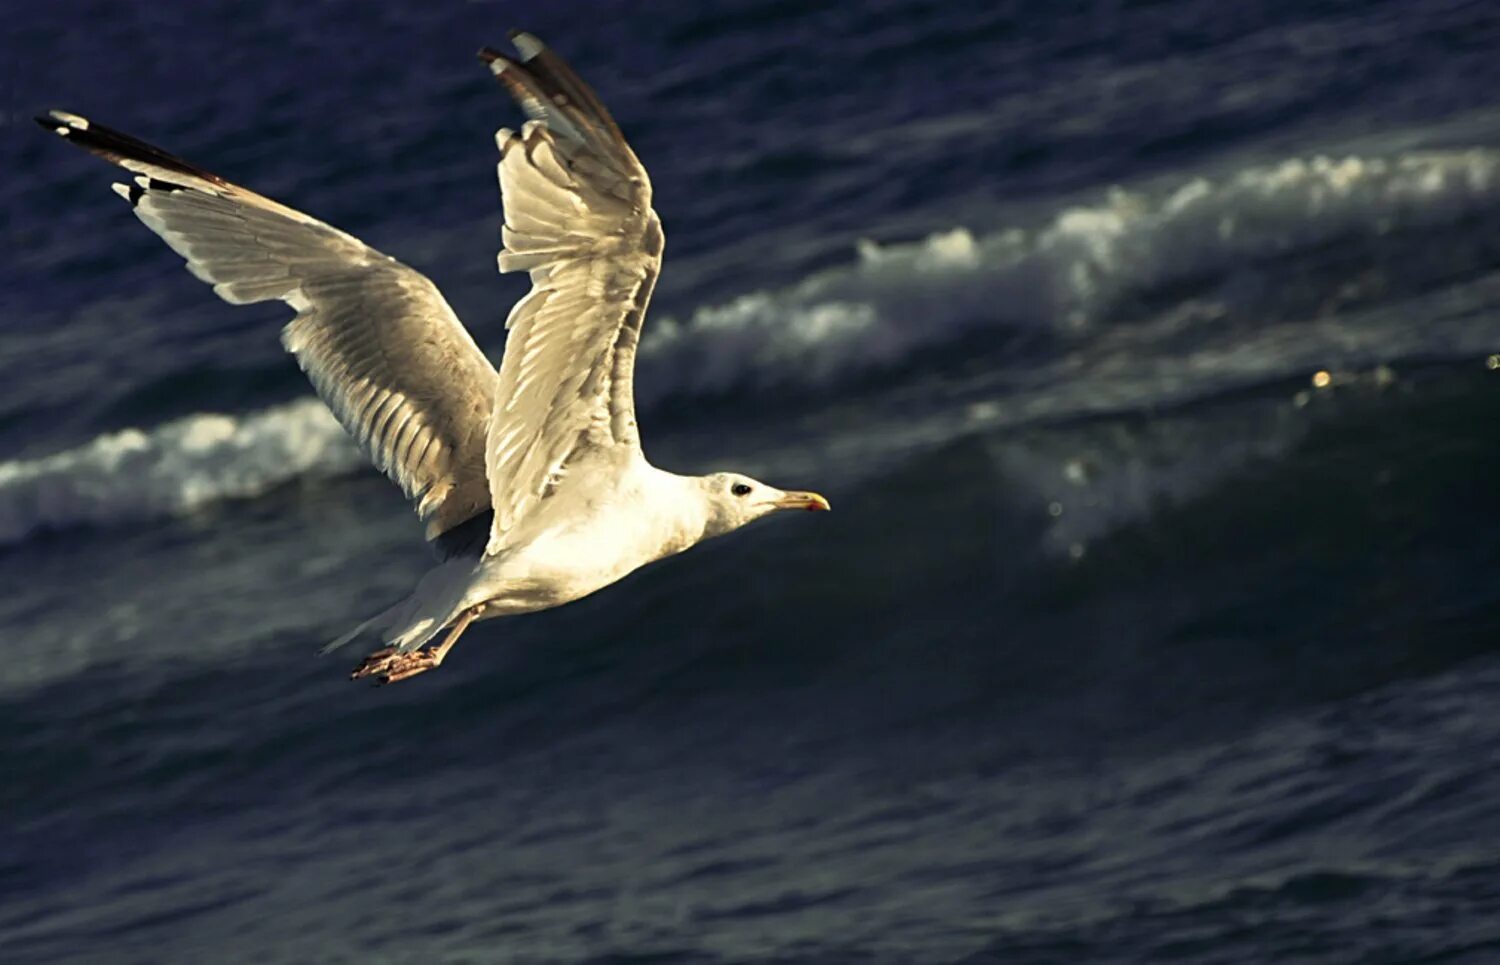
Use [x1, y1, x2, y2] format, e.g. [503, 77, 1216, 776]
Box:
[41, 32, 827, 683]
[383, 457, 717, 644]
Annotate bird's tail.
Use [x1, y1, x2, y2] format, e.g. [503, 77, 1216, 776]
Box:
[320, 558, 481, 655]
[318, 602, 403, 655]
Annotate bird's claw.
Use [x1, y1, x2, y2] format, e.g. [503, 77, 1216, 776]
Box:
[350, 646, 440, 684]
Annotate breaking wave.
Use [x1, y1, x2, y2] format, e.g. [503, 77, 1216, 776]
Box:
[635, 149, 1500, 399]
[0, 399, 358, 545]
[3, 148, 1498, 544]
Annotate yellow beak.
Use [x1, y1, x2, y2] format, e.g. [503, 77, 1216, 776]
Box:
[775, 490, 831, 512]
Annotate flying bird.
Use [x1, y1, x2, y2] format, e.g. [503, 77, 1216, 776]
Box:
[38, 31, 829, 684]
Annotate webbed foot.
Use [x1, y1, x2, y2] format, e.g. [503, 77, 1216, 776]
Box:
[350, 646, 441, 684]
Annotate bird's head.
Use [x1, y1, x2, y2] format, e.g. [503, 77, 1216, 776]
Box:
[697, 472, 830, 537]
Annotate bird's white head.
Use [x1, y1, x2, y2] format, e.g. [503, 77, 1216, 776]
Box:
[697, 472, 831, 538]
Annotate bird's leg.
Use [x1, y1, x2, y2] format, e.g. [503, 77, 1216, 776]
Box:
[429, 606, 479, 663]
[350, 605, 482, 685]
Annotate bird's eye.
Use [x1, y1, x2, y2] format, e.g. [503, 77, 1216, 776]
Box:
[731, 483, 752, 497]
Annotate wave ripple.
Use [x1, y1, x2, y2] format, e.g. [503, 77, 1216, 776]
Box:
[0, 399, 357, 544]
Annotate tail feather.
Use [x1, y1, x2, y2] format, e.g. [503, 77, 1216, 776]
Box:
[322, 558, 482, 655]
[318, 602, 401, 655]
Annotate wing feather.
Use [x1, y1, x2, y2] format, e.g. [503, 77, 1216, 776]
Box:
[478, 35, 663, 554]
[38, 111, 497, 542]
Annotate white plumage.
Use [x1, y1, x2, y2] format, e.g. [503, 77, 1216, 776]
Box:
[41, 31, 829, 684]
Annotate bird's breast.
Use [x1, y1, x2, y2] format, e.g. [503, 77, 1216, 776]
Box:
[471, 460, 707, 615]
[486, 498, 695, 607]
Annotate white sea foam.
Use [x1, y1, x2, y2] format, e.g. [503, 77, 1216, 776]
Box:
[0, 399, 359, 544]
[3, 149, 1498, 543]
[636, 148, 1500, 398]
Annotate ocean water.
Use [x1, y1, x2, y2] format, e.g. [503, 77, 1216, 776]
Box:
[4, 0, 1500, 961]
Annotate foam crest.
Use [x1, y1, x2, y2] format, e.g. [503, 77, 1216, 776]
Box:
[636, 149, 1500, 398]
[0, 399, 360, 544]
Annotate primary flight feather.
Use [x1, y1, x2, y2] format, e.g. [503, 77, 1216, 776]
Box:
[39, 31, 829, 684]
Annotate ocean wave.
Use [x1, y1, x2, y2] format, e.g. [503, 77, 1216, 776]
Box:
[4, 148, 1498, 544]
[0, 399, 358, 545]
[635, 148, 1500, 399]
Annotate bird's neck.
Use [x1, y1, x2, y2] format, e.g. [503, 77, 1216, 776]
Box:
[641, 466, 716, 557]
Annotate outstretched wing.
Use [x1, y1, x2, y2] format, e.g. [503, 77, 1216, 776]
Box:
[480, 32, 664, 554]
[37, 111, 498, 544]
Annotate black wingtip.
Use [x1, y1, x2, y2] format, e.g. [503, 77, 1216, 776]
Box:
[32, 109, 233, 191]
[508, 30, 546, 62]
[505, 28, 543, 48]
[479, 31, 542, 68]
[35, 110, 77, 136]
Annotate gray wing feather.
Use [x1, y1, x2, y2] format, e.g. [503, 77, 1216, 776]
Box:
[39, 111, 497, 540]
[480, 35, 663, 554]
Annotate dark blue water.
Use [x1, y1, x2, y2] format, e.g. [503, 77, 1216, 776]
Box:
[5, 1, 1500, 961]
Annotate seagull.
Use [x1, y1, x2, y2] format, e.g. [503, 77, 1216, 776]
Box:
[39, 31, 829, 684]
